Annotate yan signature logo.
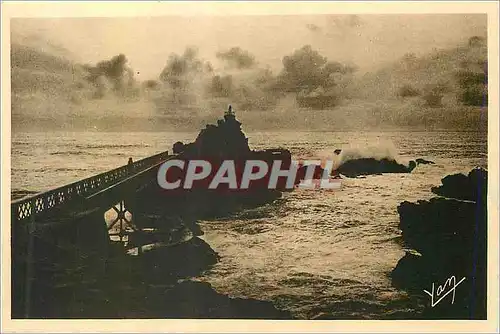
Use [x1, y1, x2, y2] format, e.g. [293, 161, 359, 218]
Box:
[423, 276, 466, 307]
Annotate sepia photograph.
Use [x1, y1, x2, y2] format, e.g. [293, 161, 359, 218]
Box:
[1, 1, 498, 332]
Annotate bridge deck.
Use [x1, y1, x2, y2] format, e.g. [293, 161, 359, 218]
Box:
[11, 151, 171, 223]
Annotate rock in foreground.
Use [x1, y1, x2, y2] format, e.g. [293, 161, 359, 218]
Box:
[431, 167, 487, 202]
[391, 169, 487, 319]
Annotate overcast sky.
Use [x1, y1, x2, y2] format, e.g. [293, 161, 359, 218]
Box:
[11, 14, 487, 79]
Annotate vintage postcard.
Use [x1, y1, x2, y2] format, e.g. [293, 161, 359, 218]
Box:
[1, 1, 498, 333]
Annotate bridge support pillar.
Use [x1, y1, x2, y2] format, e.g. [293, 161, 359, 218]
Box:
[106, 199, 137, 244]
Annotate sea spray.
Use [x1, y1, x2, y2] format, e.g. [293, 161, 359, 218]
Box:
[315, 140, 414, 169]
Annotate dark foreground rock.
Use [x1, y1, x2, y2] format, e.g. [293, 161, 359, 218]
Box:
[20, 235, 291, 319]
[391, 168, 487, 319]
[147, 281, 293, 319]
[431, 167, 487, 202]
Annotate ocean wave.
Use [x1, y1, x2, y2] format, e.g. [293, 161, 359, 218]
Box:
[75, 144, 150, 149]
[12, 167, 49, 172]
[50, 150, 97, 156]
[11, 189, 39, 200]
[13, 167, 94, 173]
[49, 151, 131, 157]
[53, 167, 90, 172]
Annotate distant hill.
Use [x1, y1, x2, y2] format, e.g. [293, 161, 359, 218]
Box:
[11, 43, 82, 130]
[346, 36, 488, 130]
[10, 43, 155, 132]
[10, 36, 488, 132]
[355, 36, 487, 105]
[11, 43, 83, 96]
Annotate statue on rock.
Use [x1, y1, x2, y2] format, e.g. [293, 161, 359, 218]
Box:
[178, 104, 250, 158]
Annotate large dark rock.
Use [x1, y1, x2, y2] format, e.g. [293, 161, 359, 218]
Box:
[148, 281, 293, 319]
[179, 110, 251, 159]
[391, 169, 487, 319]
[396, 198, 482, 257]
[415, 158, 435, 165]
[335, 158, 416, 178]
[11, 207, 110, 318]
[142, 108, 301, 223]
[431, 167, 487, 202]
[28, 236, 292, 319]
[128, 237, 220, 280]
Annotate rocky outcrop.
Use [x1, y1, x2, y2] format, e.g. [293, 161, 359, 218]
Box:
[22, 235, 292, 319]
[415, 158, 435, 165]
[431, 167, 487, 202]
[169, 108, 330, 189]
[175, 108, 251, 159]
[11, 207, 112, 318]
[335, 158, 417, 178]
[391, 168, 487, 319]
[144, 281, 293, 319]
[332, 147, 435, 178]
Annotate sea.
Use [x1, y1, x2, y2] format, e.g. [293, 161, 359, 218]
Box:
[11, 130, 488, 319]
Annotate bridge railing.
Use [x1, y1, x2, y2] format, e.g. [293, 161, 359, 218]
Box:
[11, 151, 171, 223]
